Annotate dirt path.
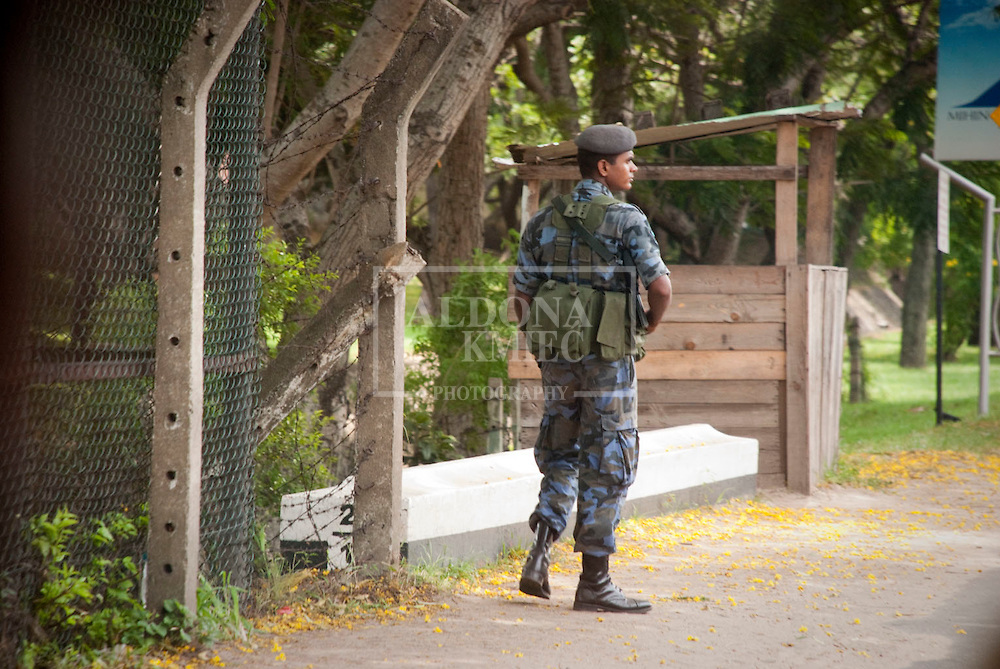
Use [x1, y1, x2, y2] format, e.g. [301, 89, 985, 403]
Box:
[211, 452, 1000, 669]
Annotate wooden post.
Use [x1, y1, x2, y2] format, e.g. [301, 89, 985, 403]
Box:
[820, 268, 848, 474]
[512, 379, 522, 450]
[784, 265, 813, 493]
[353, 0, 463, 568]
[520, 178, 541, 231]
[805, 125, 838, 265]
[148, 0, 260, 615]
[487, 377, 504, 453]
[774, 121, 799, 266]
[512, 176, 541, 450]
[785, 265, 847, 493]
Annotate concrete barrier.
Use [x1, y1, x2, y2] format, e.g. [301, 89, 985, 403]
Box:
[280, 423, 757, 568]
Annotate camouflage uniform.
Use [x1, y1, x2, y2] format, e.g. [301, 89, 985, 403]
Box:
[514, 179, 669, 556]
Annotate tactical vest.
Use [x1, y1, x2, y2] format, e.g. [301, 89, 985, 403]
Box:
[523, 194, 646, 362]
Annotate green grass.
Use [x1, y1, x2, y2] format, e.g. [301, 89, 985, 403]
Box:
[838, 328, 1000, 456]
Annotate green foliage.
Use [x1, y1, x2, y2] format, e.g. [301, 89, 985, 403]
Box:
[20, 509, 254, 667]
[195, 573, 252, 646]
[857, 210, 912, 273]
[256, 407, 338, 518]
[256, 228, 343, 520]
[939, 164, 1000, 358]
[941, 253, 980, 360]
[258, 229, 337, 356]
[403, 367, 460, 466]
[20, 509, 186, 667]
[406, 237, 519, 458]
[488, 62, 566, 153]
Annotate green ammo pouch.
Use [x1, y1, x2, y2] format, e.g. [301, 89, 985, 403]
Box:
[596, 291, 627, 361]
[524, 279, 602, 361]
[595, 291, 646, 362]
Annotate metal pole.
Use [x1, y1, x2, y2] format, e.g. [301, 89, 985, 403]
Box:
[994, 202, 1000, 354]
[936, 249, 944, 425]
[919, 154, 995, 417]
[980, 196, 996, 416]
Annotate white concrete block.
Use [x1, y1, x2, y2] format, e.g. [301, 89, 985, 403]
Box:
[280, 479, 354, 568]
[279, 423, 758, 567]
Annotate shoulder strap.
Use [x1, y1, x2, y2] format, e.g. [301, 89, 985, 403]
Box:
[549, 195, 574, 271]
[554, 195, 647, 334]
[551, 196, 617, 265]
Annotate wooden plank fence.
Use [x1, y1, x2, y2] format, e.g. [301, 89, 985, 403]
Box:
[509, 264, 847, 491]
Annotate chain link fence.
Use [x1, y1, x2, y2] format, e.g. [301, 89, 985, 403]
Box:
[0, 0, 262, 657]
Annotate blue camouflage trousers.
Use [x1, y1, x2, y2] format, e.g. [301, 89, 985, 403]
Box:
[529, 354, 639, 556]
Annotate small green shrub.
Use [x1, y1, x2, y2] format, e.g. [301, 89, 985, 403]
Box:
[258, 228, 337, 356]
[255, 228, 344, 530]
[403, 367, 460, 466]
[195, 573, 252, 645]
[19, 508, 253, 667]
[256, 407, 339, 518]
[20, 509, 186, 667]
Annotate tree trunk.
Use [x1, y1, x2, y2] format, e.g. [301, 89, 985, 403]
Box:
[508, 22, 579, 139]
[675, 11, 705, 122]
[542, 22, 580, 138]
[421, 80, 490, 310]
[837, 196, 868, 276]
[848, 315, 867, 403]
[703, 199, 749, 265]
[256, 1, 464, 441]
[257, 0, 558, 442]
[900, 223, 934, 368]
[317, 0, 537, 276]
[512, 36, 551, 102]
[588, 0, 633, 125]
[483, 173, 523, 250]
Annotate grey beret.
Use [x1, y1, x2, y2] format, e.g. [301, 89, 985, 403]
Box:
[573, 124, 636, 154]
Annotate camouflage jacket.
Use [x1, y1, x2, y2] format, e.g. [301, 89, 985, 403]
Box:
[514, 179, 669, 298]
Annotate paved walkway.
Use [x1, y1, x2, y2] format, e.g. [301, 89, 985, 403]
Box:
[211, 452, 1000, 668]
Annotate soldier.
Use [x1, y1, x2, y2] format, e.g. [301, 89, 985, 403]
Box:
[513, 124, 672, 613]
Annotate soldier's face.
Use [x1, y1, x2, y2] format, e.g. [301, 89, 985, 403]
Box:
[600, 151, 637, 191]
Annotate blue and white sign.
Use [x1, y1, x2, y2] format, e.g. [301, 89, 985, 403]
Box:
[934, 0, 1000, 161]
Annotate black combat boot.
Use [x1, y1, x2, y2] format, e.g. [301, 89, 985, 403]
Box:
[519, 522, 555, 599]
[573, 553, 651, 614]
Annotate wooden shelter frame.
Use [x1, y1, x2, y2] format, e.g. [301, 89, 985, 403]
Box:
[505, 102, 861, 493]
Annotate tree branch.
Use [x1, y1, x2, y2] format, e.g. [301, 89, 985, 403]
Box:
[864, 47, 936, 120]
[255, 243, 425, 440]
[260, 0, 425, 219]
[630, 191, 703, 262]
[511, 36, 552, 101]
[262, 0, 289, 140]
[406, 0, 540, 201]
[509, 0, 586, 39]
